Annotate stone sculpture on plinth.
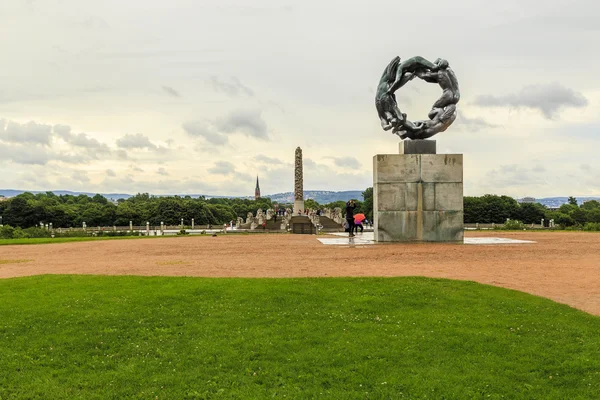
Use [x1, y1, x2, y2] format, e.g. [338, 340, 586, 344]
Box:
[373, 56, 463, 242]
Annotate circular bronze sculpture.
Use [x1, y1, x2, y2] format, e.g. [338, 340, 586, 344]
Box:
[376, 56, 460, 140]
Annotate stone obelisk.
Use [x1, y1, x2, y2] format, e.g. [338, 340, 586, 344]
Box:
[293, 147, 304, 215]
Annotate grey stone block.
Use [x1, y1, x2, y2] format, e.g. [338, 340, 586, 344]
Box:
[374, 152, 464, 242]
[400, 140, 436, 155]
[376, 211, 419, 242]
[422, 183, 436, 212]
[421, 154, 463, 183]
[376, 183, 418, 211]
[373, 154, 420, 183]
[422, 211, 464, 242]
[434, 183, 463, 211]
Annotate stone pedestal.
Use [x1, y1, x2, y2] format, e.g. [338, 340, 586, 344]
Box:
[374, 140, 463, 242]
[399, 139, 436, 155]
[293, 200, 305, 216]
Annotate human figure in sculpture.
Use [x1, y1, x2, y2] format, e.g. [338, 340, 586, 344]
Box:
[393, 58, 460, 139]
[396, 104, 457, 140]
[375, 56, 416, 131]
[415, 58, 460, 110]
[386, 56, 438, 95]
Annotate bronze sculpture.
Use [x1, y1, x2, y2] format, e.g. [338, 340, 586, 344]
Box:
[376, 56, 460, 140]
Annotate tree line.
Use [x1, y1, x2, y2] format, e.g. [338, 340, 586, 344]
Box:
[1, 190, 598, 230]
[464, 195, 600, 227]
[0, 192, 274, 228]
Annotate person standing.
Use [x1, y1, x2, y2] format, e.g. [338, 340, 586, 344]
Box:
[345, 200, 356, 238]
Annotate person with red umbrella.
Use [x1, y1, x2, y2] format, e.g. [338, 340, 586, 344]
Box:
[354, 213, 366, 234]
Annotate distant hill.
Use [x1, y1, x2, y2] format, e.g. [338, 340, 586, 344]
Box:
[0, 189, 132, 201]
[0, 189, 366, 204]
[266, 191, 364, 204]
[533, 197, 600, 208]
[4, 189, 596, 207]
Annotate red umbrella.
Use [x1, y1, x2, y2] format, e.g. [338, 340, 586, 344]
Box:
[354, 213, 366, 223]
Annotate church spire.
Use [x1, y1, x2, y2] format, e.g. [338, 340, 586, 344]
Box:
[255, 176, 261, 200]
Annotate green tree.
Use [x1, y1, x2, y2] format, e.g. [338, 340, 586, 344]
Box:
[514, 203, 547, 224]
[304, 199, 320, 210]
[568, 196, 578, 206]
[581, 200, 600, 210]
[362, 187, 373, 222]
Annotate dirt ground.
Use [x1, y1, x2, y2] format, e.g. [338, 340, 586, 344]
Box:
[1, 231, 599, 316]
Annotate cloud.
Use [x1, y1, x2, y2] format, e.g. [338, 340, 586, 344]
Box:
[116, 133, 158, 150]
[162, 86, 181, 98]
[106, 169, 117, 177]
[157, 167, 169, 176]
[457, 113, 499, 132]
[76, 16, 110, 30]
[581, 164, 591, 172]
[208, 161, 236, 175]
[255, 154, 284, 165]
[115, 150, 129, 160]
[1, 119, 52, 145]
[51, 124, 111, 158]
[532, 164, 546, 173]
[182, 121, 228, 146]
[215, 109, 269, 140]
[483, 164, 548, 188]
[327, 156, 362, 169]
[66, 132, 111, 157]
[71, 170, 90, 184]
[304, 158, 317, 169]
[183, 109, 269, 144]
[208, 76, 254, 97]
[130, 165, 144, 172]
[52, 124, 72, 138]
[0, 143, 51, 165]
[234, 171, 253, 182]
[472, 83, 588, 119]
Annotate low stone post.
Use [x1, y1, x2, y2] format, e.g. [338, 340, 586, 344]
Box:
[160, 221, 164, 234]
[83, 221, 87, 230]
[146, 222, 150, 236]
[129, 221, 133, 232]
[192, 218, 195, 230]
[181, 218, 184, 229]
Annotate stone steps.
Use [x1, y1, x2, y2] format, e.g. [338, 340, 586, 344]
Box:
[318, 216, 344, 232]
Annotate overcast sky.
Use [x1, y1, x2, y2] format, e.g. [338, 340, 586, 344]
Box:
[1, 0, 599, 197]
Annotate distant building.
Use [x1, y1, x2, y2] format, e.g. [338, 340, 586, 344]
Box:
[255, 176, 261, 200]
[518, 197, 536, 204]
[0, 197, 8, 202]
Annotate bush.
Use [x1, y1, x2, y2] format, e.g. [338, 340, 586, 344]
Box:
[0, 225, 51, 239]
[583, 222, 600, 232]
[22, 227, 52, 238]
[501, 219, 525, 230]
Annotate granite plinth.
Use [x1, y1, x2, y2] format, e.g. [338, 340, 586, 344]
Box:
[293, 200, 305, 216]
[399, 140, 436, 155]
[290, 215, 314, 234]
[373, 150, 463, 242]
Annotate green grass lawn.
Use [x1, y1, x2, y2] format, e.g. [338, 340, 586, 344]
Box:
[1, 276, 599, 399]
